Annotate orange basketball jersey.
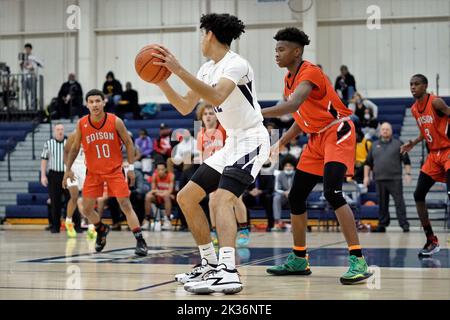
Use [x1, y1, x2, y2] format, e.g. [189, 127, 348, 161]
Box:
[196, 123, 227, 160]
[152, 172, 174, 191]
[79, 113, 123, 175]
[285, 60, 352, 134]
[411, 94, 450, 151]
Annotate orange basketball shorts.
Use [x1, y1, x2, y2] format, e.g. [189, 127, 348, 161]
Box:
[83, 169, 130, 198]
[421, 148, 450, 183]
[297, 120, 356, 177]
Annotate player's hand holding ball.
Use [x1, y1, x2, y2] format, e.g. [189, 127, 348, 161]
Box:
[150, 45, 183, 76]
[135, 44, 172, 84]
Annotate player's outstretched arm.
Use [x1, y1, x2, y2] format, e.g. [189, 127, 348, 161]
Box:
[432, 97, 450, 116]
[262, 81, 313, 118]
[152, 45, 236, 107]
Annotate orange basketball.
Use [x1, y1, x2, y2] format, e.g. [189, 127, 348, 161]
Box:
[135, 44, 171, 83]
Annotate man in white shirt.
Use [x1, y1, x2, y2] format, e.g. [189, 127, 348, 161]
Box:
[20, 43, 43, 109]
[150, 13, 270, 295]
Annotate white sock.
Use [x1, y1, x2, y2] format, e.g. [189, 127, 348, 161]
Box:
[65, 217, 72, 224]
[198, 243, 218, 265]
[219, 247, 235, 269]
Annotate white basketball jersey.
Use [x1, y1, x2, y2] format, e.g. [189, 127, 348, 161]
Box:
[197, 51, 264, 133]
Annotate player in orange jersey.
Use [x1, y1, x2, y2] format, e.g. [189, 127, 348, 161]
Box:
[401, 74, 450, 257]
[144, 161, 175, 231]
[63, 89, 148, 256]
[262, 27, 372, 284]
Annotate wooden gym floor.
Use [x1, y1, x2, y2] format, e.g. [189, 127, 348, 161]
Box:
[0, 226, 449, 300]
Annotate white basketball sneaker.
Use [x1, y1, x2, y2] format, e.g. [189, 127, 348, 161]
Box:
[175, 258, 217, 284]
[184, 263, 243, 294]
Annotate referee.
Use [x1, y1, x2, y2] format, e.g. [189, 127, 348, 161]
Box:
[40, 123, 68, 233]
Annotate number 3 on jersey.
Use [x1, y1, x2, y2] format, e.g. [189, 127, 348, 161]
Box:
[424, 128, 433, 143]
[95, 144, 110, 159]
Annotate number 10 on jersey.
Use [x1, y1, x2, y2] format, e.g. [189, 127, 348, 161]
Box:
[95, 144, 111, 159]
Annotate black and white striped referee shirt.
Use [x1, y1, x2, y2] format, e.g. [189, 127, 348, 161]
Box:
[41, 137, 67, 172]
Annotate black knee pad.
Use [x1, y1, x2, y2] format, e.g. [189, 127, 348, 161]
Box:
[219, 166, 254, 197]
[287, 169, 321, 215]
[323, 187, 347, 210]
[288, 190, 306, 215]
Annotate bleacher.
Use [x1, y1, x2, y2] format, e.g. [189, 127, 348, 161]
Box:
[125, 104, 196, 139]
[0, 121, 35, 161]
[3, 98, 412, 225]
[5, 181, 116, 219]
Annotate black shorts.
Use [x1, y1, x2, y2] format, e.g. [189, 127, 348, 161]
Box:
[190, 163, 253, 197]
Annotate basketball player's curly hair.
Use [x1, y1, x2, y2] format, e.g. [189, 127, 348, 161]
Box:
[200, 13, 245, 46]
[274, 27, 310, 47]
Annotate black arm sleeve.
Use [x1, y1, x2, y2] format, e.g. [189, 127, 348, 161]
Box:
[401, 152, 411, 165]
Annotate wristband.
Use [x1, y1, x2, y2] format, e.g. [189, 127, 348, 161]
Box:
[127, 164, 134, 171]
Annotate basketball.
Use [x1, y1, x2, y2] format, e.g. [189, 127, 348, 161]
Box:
[135, 44, 171, 83]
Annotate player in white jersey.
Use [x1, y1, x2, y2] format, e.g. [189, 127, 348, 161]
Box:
[64, 132, 96, 239]
[151, 13, 269, 294]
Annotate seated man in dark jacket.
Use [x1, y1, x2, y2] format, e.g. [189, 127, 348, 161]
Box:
[118, 82, 140, 119]
[57, 73, 83, 118]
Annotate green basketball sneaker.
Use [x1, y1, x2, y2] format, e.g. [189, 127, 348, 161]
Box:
[340, 255, 373, 285]
[65, 221, 77, 238]
[266, 253, 312, 276]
